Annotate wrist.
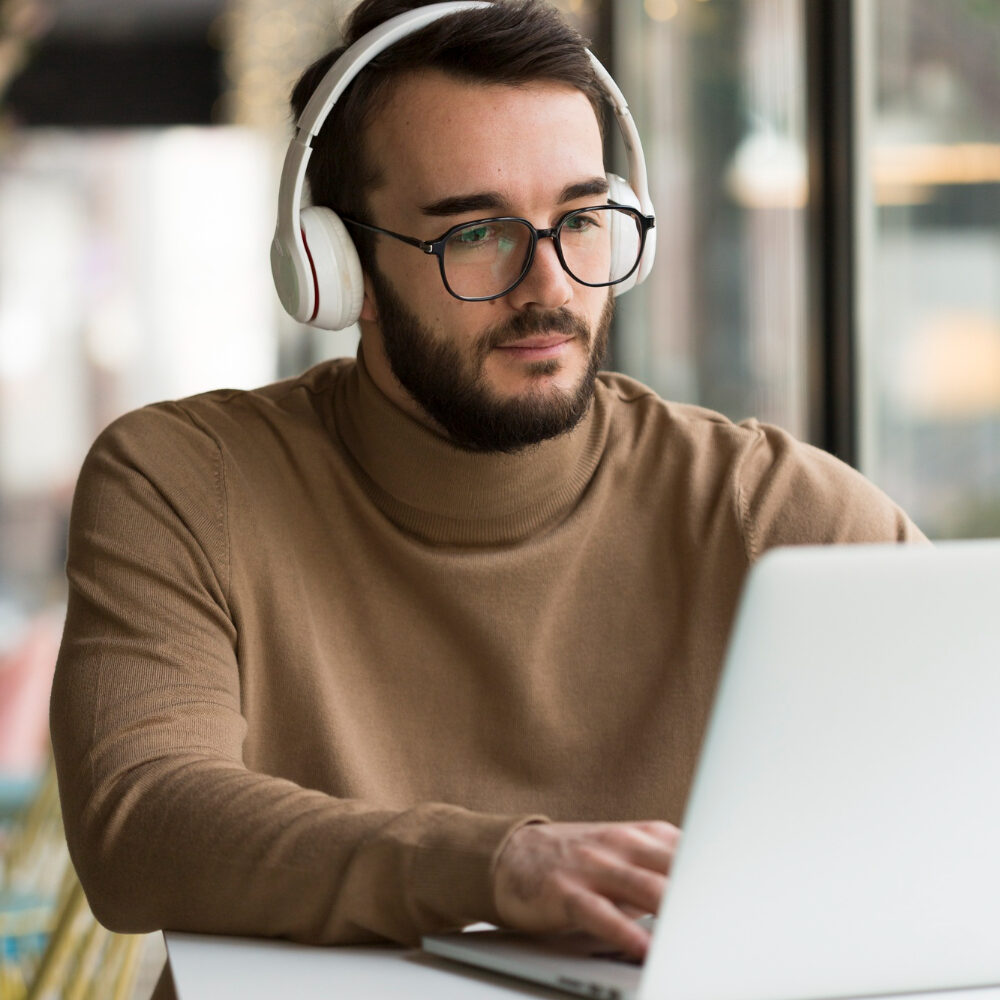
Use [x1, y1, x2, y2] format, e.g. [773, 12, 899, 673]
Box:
[491, 818, 549, 925]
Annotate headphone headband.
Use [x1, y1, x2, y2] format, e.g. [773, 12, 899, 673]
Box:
[271, 0, 656, 330]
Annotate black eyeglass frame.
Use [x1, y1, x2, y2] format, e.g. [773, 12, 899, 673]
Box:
[341, 203, 656, 302]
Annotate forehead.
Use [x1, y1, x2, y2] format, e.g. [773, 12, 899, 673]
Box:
[364, 69, 605, 212]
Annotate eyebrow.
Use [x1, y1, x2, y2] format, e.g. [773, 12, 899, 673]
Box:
[560, 177, 610, 202]
[418, 176, 611, 218]
[419, 191, 509, 217]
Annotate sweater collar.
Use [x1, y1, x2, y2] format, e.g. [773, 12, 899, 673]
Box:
[332, 350, 607, 546]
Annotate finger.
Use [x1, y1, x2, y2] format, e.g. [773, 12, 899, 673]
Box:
[620, 834, 675, 876]
[565, 890, 652, 960]
[594, 825, 677, 875]
[590, 861, 666, 916]
[633, 820, 682, 849]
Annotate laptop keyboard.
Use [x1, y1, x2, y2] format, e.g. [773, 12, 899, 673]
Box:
[588, 950, 644, 966]
[588, 915, 656, 965]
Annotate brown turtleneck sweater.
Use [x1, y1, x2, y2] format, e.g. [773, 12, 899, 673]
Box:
[50, 353, 924, 952]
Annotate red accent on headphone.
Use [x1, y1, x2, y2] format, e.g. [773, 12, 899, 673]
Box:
[301, 227, 320, 323]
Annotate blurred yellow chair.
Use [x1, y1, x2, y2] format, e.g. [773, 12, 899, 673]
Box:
[1, 756, 146, 1000]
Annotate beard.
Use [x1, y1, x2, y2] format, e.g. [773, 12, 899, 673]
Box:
[369, 264, 613, 454]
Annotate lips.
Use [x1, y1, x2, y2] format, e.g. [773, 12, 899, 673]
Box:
[496, 334, 574, 351]
[491, 335, 577, 363]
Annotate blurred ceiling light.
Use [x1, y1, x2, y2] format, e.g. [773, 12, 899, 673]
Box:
[725, 129, 808, 209]
[898, 311, 1000, 420]
[645, 0, 679, 23]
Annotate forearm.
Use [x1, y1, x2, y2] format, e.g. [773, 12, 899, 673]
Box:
[54, 742, 531, 945]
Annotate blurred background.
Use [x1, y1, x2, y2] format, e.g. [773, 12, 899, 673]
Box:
[0, 0, 997, 993]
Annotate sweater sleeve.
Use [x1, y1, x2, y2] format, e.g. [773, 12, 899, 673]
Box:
[50, 405, 540, 947]
[733, 420, 928, 560]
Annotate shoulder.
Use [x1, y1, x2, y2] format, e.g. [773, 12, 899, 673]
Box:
[595, 370, 769, 461]
[86, 358, 354, 475]
[69, 360, 357, 596]
[152, 357, 351, 447]
[74, 359, 356, 546]
[594, 371, 926, 556]
[727, 418, 926, 552]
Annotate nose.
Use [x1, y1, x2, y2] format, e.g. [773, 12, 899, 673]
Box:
[504, 234, 573, 311]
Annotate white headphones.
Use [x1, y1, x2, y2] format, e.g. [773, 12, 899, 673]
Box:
[270, 0, 657, 331]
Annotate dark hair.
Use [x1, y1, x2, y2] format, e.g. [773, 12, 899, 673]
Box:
[289, 0, 605, 273]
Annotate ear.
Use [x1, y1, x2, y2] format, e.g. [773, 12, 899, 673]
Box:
[359, 272, 378, 323]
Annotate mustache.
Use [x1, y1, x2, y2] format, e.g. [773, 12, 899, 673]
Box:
[480, 308, 591, 351]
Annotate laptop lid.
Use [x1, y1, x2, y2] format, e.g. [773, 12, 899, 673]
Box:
[641, 540, 1000, 1000]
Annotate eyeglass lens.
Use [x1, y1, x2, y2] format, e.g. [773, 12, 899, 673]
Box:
[442, 206, 642, 299]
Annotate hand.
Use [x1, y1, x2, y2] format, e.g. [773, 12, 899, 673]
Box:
[492, 820, 680, 960]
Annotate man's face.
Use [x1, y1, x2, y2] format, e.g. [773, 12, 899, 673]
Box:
[359, 70, 614, 452]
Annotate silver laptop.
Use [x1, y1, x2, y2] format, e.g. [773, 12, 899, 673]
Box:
[423, 540, 1000, 1000]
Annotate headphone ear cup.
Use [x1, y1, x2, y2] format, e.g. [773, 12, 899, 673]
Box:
[605, 173, 644, 297]
[299, 207, 365, 330]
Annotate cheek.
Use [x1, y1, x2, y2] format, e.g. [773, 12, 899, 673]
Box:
[378, 244, 443, 312]
[579, 285, 611, 325]
[435, 299, 506, 343]
[383, 248, 504, 336]
[380, 241, 431, 288]
[403, 263, 505, 330]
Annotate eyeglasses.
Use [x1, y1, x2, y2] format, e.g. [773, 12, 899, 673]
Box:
[341, 204, 655, 302]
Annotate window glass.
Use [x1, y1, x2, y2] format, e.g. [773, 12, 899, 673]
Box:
[610, 0, 808, 436]
[0, 129, 277, 614]
[860, 0, 1000, 538]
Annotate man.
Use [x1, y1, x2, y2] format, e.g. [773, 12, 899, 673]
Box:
[50, 0, 925, 995]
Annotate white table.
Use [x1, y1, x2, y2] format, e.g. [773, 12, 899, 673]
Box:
[166, 932, 1000, 1000]
[165, 931, 565, 1000]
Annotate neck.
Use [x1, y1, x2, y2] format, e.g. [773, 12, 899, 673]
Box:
[358, 325, 440, 433]
[333, 353, 608, 546]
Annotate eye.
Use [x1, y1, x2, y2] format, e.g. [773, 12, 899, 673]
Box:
[564, 211, 602, 232]
[454, 223, 498, 247]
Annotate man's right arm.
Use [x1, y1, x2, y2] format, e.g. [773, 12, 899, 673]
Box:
[51, 407, 677, 950]
[50, 407, 539, 946]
